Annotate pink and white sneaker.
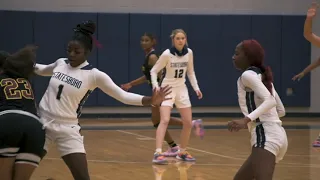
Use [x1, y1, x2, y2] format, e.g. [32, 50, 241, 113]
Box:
[162, 146, 180, 157]
[312, 138, 320, 147]
[192, 119, 204, 139]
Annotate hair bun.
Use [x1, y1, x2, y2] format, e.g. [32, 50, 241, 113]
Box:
[74, 20, 96, 35]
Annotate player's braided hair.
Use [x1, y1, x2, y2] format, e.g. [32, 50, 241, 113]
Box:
[72, 20, 101, 51]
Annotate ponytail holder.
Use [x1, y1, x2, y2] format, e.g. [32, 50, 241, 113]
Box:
[259, 65, 266, 73]
[91, 35, 103, 49]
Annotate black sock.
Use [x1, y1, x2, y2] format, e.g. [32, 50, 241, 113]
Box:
[168, 141, 177, 148]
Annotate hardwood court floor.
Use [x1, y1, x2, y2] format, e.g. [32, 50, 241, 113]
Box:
[32, 117, 320, 180]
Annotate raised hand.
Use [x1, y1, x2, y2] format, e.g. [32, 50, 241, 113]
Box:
[307, 2, 319, 19]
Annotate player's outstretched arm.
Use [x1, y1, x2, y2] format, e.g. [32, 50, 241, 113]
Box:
[34, 58, 64, 76]
[304, 2, 320, 47]
[121, 76, 147, 91]
[292, 57, 320, 81]
[93, 69, 171, 106]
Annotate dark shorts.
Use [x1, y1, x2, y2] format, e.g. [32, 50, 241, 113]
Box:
[0, 111, 45, 167]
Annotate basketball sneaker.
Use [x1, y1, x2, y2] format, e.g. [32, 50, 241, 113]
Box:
[152, 152, 168, 165]
[193, 119, 204, 139]
[162, 146, 180, 157]
[312, 138, 320, 147]
[176, 151, 196, 162]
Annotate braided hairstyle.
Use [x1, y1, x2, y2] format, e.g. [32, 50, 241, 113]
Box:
[72, 20, 101, 52]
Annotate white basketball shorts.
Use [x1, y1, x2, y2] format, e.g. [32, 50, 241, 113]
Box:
[250, 122, 288, 163]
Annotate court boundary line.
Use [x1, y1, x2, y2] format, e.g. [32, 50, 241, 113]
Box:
[116, 130, 320, 167]
[116, 130, 245, 160]
[43, 158, 320, 168]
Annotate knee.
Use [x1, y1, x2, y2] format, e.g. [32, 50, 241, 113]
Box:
[159, 117, 170, 125]
[182, 119, 193, 129]
[160, 120, 170, 126]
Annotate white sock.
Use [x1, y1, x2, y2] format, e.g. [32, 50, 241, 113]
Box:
[155, 148, 162, 154]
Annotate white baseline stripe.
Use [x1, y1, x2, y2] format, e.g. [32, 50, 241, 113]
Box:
[116, 130, 320, 167]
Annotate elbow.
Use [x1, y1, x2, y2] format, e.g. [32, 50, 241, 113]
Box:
[278, 107, 286, 118]
[303, 30, 310, 38]
[265, 96, 277, 109]
[270, 97, 277, 107]
[304, 33, 312, 42]
[279, 111, 286, 118]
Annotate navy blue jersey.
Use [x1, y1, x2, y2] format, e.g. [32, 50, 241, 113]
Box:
[0, 73, 37, 115]
[141, 50, 163, 88]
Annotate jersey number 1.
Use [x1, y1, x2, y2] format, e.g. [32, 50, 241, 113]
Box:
[56, 84, 64, 100]
[174, 69, 184, 78]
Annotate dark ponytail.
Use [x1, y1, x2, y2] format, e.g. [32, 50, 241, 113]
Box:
[260, 65, 274, 95]
[242, 39, 273, 95]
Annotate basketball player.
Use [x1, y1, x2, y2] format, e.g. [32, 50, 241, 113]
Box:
[34, 21, 171, 180]
[228, 39, 287, 180]
[0, 45, 45, 180]
[121, 33, 204, 157]
[150, 29, 203, 164]
[298, 2, 320, 147]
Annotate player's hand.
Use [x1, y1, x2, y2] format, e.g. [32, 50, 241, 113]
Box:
[227, 117, 251, 132]
[151, 85, 172, 106]
[195, 90, 203, 99]
[307, 2, 319, 19]
[292, 72, 305, 81]
[121, 83, 132, 91]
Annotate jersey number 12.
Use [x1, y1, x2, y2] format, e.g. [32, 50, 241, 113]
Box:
[56, 84, 64, 100]
[174, 69, 184, 78]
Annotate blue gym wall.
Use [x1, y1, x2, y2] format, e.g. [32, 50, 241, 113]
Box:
[0, 0, 312, 109]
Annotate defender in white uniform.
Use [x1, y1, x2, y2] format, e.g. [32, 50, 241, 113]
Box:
[237, 68, 287, 163]
[150, 29, 203, 164]
[229, 39, 288, 180]
[151, 48, 198, 108]
[36, 58, 149, 154]
[34, 21, 170, 180]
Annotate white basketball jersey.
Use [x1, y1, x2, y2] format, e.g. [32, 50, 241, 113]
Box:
[39, 58, 94, 121]
[237, 67, 282, 126]
[161, 48, 190, 87]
